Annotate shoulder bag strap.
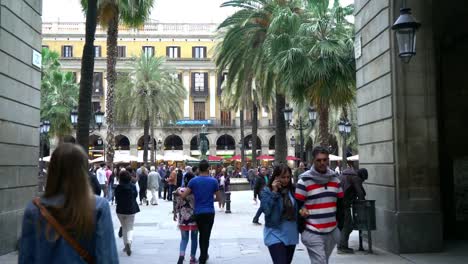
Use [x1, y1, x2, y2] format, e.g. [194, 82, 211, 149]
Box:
[33, 197, 95, 264]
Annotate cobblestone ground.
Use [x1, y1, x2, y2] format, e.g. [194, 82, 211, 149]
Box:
[2, 190, 468, 263]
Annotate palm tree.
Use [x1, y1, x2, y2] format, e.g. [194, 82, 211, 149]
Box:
[217, 0, 302, 165]
[266, 0, 355, 147]
[77, 0, 98, 151]
[115, 54, 186, 165]
[41, 49, 79, 142]
[81, 0, 154, 166]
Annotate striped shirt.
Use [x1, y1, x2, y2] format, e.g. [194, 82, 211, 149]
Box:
[295, 173, 344, 234]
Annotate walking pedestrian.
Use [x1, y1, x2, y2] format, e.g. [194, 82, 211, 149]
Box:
[115, 169, 140, 256]
[148, 166, 161, 205]
[138, 166, 149, 206]
[19, 143, 118, 263]
[295, 146, 344, 264]
[96, 163, 108, 198]
[253, 167, 269, 225]
[216, 168, 227, 211]
[178, 160, 220, 264]
[109, 167, 119, 205]
[166, 169, 177, 201]
[261, 164, 299, 264]
[89, 165, 102, 196]
[337, 164, 366, 254]
[174, 172, 198, 264]
[158, 163, 166, 199]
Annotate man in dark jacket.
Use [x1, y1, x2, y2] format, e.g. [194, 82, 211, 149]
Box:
[252, 167, 269, 225]
[337, 162, 366, 254]
[88, 168, 101, 196]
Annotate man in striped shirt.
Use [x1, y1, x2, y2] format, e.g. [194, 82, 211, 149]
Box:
[295, 146, 344, 263]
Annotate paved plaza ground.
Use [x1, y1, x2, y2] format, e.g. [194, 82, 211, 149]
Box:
[1, 191, 467, 263]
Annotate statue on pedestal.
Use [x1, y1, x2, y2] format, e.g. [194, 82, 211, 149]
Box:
[199, 125, 209, 160]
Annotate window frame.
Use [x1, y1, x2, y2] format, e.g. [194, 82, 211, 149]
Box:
[192, 46, 207, 59]
[117, 46, 126, 58]
[94, 45, 101, 58]
[194, 101, 206, 120]
[142, 46, 155, 57]
[62, 45, 73, 57]
[166, 46, 181, 58]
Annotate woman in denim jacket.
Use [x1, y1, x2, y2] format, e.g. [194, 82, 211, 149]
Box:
[260, 164, 299, 264]
[18, 143, 118, 264]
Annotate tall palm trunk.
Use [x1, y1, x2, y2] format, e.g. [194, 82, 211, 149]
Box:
[143, 118, 150, 166]
[317, 103, 330, 147]
[105, 14, 118, 169]
[150, 120, 155, 165]
[240, 109, 245, 167]
[275, 92, 287, 164]
[251, 103, 258, 168]
[77, 0, 97, 152]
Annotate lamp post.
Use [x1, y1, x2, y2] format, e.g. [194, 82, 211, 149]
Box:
[391, 7, 421, 63]
[283, 106, 317, 162]
[39, 120, 50, 193]
[70, 109, 104, 132]
[338, 119, 352, 170]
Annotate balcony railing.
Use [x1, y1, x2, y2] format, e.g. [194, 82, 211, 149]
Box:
[43, 22, 218, 36]
[191, 88, 209, 97]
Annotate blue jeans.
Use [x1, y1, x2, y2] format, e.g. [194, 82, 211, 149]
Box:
[180, 230, 198, 257]
[253, 206, 263, 222]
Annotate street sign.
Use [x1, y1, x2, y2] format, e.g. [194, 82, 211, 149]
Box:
[32, 49, 41, 68]
[354, 34, 362, 59]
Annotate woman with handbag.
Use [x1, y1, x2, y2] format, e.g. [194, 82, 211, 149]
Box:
[18, 143, 118, 264]
[260, 164, 299, 264]
[173, 172, 198, 264]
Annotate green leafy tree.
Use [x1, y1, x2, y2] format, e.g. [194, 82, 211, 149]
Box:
[41, 48, 79, 142]
[115, 54, 186, 165]
[217, 0, 298, 165]
[267, 0, 355, 147]
[81, 0, 155, 166]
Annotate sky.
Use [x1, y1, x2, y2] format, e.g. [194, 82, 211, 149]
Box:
[43, 0, 354, 23]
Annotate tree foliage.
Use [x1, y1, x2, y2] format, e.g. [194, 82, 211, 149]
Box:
[41, 48, 79, 140]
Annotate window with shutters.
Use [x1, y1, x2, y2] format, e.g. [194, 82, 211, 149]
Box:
[92, 102, 101, 112]
[93, 72, 104, 96]
[117, 46, 126, 57]
[192, 46, 207, 59]
[62, 45, 73, 57]
[218, 72, 228, 95]
[167, 46, 181, 58]
[142, 46, 155, 57]
[191, 72, 208, 97]
[194, 102, 206, 120]
[94, 46, 101, 57]
[220, 110, 231, 126]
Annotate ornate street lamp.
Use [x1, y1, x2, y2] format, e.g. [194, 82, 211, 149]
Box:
[338, 118, 352, 170]
[39, 120, 51, 193]
[392, 7, 421, 63]
[283, 106, 317, 162]
[71, 109, 104, 131]
[70, 109, 78, 126]
[94, 110, 104, 130]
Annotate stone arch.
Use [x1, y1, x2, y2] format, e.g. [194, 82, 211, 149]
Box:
[216, 134, 236, 150]
[164, 134, 184, 150]
[63, 135, 76, 143]
[244, 134, 262, 150]
[137, 135, 156, 150]
[268, 135, 275, 150]
[115, 134, 130, 150]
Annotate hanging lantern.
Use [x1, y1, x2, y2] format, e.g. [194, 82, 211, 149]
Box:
[391, 8, 421, 63]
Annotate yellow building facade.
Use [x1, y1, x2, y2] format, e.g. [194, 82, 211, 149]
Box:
[42, 21, 289, 159]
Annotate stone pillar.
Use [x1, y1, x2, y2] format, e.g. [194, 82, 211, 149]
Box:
[183, 71, 190, 118]
[209, 71, 216, 118]
[355, 0, 442, 253]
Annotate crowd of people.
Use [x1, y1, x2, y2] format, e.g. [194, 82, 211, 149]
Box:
[19, 142, 368, 264]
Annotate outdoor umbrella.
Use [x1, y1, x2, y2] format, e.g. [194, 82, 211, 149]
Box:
[347, 154, 359, 161]
[256, 155, 275, 161]
[228, 155, 251, 161]
[208, 155, 223, 161]
[286, 156, 301, 161]
[329, 154, 343, 161]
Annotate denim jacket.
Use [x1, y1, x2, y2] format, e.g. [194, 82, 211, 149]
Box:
[260, 187, 298, 228]
[18, 195, 119, 264]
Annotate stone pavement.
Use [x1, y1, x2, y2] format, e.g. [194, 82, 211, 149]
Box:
[2, 190, 468, 263]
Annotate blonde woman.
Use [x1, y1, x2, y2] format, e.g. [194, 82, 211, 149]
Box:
[19, 143, 118, 263]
